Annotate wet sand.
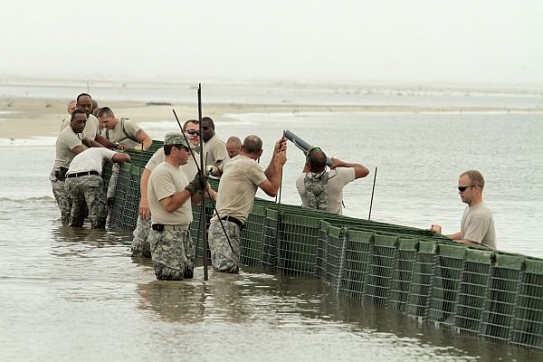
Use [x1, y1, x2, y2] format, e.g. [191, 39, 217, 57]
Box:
[1, 95, 541, 140]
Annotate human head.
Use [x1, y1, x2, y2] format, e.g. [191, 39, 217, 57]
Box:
[183, 119, 200, 146]
[97, 107, 117, 130]
[76, 93, 93, 117]
[226, 136, 242, 158]
[458, 170, 485, 206]
[91, 99, 99, 113]
[66, 100, 77, 115]
[163, 132, 191, 157]
[201, 117, 215, 142]
[241, 135, 263, 159]
[306, 147, 327, 173]
[70, 109, 87, 133]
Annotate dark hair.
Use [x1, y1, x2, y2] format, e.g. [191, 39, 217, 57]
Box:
[307, 147, 327, 173]
[71, 109, 87, 121]
[202, 116, 215, 130]
[76, 93, 92, 103]
[98, 107, 114, 117]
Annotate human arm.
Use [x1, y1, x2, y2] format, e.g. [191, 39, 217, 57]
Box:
[139, 169, 152, 219]
[429, 225, 476, 245]
[94, 133, 117, 149]
[134, 129, 153, 151]
[159, 189, 194, 213]
[330, 158, 369, 179]
[112, 152, 130, 164]
[260, 141, 287, 197]
[82, 137, 104, 148]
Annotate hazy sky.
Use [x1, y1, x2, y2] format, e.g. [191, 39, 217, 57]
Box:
[1, 0, 542, 86]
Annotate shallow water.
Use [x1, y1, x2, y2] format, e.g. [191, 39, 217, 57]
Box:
[1, 86, 543, 360]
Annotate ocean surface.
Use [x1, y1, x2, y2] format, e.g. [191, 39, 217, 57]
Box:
[1, 80, 543, 361]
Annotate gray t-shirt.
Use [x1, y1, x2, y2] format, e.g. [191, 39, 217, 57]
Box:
[461, 202, 497, 249]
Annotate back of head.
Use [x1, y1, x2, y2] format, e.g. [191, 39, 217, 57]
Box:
[307, 147, 327, 173]
[242, 135, 262, 155]
[462, 170, 485, 189]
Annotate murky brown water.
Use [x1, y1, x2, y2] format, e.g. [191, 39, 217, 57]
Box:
[1, 214, 541, 362]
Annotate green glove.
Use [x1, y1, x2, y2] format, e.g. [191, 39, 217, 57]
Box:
[197, 174, 209, 190]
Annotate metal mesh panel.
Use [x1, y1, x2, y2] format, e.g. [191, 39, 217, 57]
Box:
[276, 211, 321, 276]
[364, 233, 399, 305]
[240, 201, 268, 266]
[406, 240, 437, 320]
[480, 253, 524, 341]
[455, 247, 494, 334]
[390, 238, 419, 313]
[428, 243, 466, 325]
[340, 228, 373, 297]
[510, 258, 543, 348]
[261, 208, 280, 270]
[323, 223, 345, 288]
[108, 163, 140, 231]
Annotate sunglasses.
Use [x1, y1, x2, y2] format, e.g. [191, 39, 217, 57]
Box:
[458, 185, 475, 192]
[186, 129, 199, 136]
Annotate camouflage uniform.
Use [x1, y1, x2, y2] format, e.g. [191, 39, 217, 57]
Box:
[304, 172, 329, 211]
[208, 220, 240, 273]
[51, 174, 71, 225]
[148, 228, 195, 280]
[131, 216, 152, 258]
[64, 175, 107, 228]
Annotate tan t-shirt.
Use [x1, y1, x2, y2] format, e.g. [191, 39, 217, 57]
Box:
[211, 155, 267, 223]
[203, 134, 227, 166]
[148, 161, 192, 226]
[103, 118, 142, 150]
[60, 114, 100, 140]
[145, 148, 200, 178]
[51, 126, 85, 171]
[296, 168, 355, 215]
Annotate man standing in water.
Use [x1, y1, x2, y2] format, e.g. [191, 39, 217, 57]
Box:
[50, 109, 102, 224]
[147, 133, 208, 280]
[208, 135, 287, 273]
[296, 147, 369, 215]
[431, 170, 496, 249]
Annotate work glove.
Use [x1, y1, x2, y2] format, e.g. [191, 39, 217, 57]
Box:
[206, 165, 217, 176]
[185, 174, 209, 195]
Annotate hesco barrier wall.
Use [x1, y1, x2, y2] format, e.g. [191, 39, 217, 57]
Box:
[106, 154, 543, 350]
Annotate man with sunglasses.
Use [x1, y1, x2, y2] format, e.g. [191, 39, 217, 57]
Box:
[146, 133, 208, 280]
[431, 170, 496, 249]
[131, 121, 206, 258]
[296, 147, 369, 215]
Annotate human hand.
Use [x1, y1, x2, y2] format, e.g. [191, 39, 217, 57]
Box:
[139, 200, 151, 220]
[206, 165, 218, 176]
[275, 137, 287, 153]
[430, 224, 442, 233]
[330, 157, 342, 169]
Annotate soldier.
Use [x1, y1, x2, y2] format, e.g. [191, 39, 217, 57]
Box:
[146, 132, 208, 280]
[201, 117, 228, 170]
[64, 147, 130, 228]
[50, 109, 102, 224]
[296, 147, 369, 215]
[208, 135, 287, 273]
[131, 121, 213, 258]
[98, 107, 153, 151]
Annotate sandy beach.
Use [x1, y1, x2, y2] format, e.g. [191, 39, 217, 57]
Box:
[2, 94, 541, 140]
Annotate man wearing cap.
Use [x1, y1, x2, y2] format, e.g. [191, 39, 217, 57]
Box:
[64, 147, 130, 228]
[130, 121, 211, 259]
[147, 132, 208, 280]
[296, 147, 369, 215]
[208, 135, 287, 274]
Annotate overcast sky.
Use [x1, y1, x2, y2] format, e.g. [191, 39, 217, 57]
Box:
[1, 0, 542, 86]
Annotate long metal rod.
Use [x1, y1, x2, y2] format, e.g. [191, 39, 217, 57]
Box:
[197, 84, 209, 281]
[368, 167, 378, 220]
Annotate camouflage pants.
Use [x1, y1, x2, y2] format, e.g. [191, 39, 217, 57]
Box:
[51, 179, 71, 225]
[131, 215, 152, 258]
[64, 175, 107, 228]
[148, 229, 195, 280]
[208, 220, 240, 274]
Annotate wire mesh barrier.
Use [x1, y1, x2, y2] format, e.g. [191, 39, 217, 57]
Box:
[108, 159, 543, 350]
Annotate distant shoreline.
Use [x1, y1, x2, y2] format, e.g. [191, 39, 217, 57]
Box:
[1, 95, 542, 140]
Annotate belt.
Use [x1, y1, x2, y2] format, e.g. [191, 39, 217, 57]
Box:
[66, 171, 100, 178]
[152, 224, 189, 232]
[220, 216, 245, 230]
